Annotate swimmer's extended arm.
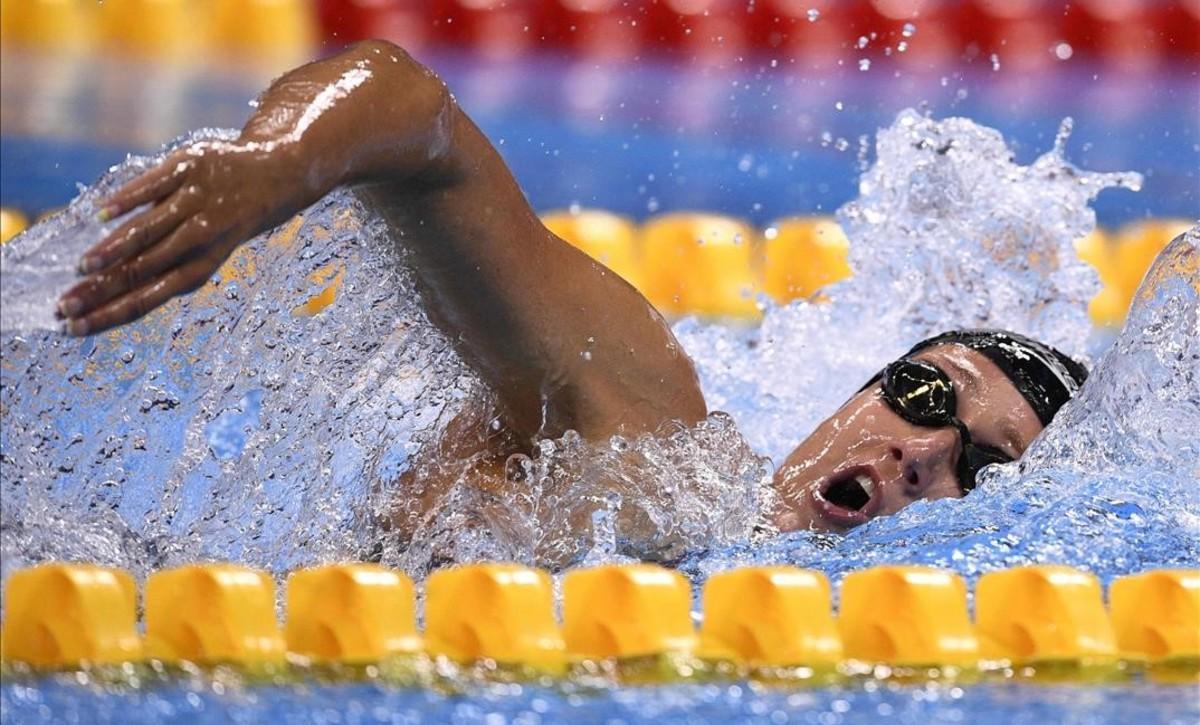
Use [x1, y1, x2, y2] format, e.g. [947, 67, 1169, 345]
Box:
[60, 40, 706, 442]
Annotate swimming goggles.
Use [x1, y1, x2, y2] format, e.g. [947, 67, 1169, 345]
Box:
[868, 358, 1013, 493]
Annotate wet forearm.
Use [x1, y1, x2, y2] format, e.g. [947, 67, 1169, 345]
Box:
[360, 117, 708, 440]
[239, 40, 707, 441]
[237, 40, 457, 202]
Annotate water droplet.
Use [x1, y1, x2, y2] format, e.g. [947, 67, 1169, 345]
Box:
[897, 41, 908, 52]
[1053, 117, 1075, 155]
[901, 23, 916, 38]
[806, 8, 820, 22]
[856, 36, 869, 49]
[858, 58, 871, 71]
[1053, 42, 1073, 60]
[990, 53, 1001, 71]
[120, 350, 135, 364]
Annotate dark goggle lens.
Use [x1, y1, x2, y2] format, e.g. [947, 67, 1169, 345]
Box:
[880, 359, 957, 427]
[879, 359, 1013, 494]
[956, 443, 1012, 492]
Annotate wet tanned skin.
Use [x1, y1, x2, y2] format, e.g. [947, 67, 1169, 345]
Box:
[58, 41, 1039, 533]
[57, 40, 706, 445]
[769, 345, 1044, 533]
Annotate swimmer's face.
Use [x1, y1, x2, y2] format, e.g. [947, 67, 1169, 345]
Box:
[769, 345, 1044, 533]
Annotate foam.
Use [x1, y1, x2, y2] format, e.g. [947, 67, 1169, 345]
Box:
[3, 112, 1192, 596]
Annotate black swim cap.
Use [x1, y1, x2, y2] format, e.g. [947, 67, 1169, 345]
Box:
[905, 329, 1089, 426]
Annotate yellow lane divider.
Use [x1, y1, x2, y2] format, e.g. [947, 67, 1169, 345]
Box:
[762, 217, 851, 304]
[976, 566, 1117, 671]
[562, 564, 696, 660]
[0, 204, 1192, 325]
[542, 209, 643, 293]
[0, 208, 30, 245]
[639, 213, 762, 319]
[0, 0, 312, 64]
[1, 0, 95, 52]
[0, 564, 141, 668]
[545, 210, 1191, 324]
[3, 563, 1197, 681]
[838, 566, 978, 670]
[698, 566, 841, 668]
[144, 564, 285, 665]
[1110, 570, 1200, 667]
[424, 563, 564, 671]
[285, 564, 421, 664]
[98, 0, 196, 60]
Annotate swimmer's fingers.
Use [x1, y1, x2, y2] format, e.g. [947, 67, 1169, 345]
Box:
[59, 216, 213, 326]
[65, 257, 214, 336]
[79, 187, 196, 275]
[96, 151, 192, 222]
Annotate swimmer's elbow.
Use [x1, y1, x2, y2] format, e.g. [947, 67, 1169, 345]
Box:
[341, 39, 459, 179]
[349, 39, 450, 109]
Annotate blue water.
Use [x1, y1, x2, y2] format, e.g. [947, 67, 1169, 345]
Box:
[3, 677, 1199, 725]
[1, 50, 1197, 226]
[3, 47, 1199, 725]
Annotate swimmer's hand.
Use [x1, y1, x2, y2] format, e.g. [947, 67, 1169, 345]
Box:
[58, 141, 309, 335]
[51, 39, 704, 442]
[57, 40, 454, 336]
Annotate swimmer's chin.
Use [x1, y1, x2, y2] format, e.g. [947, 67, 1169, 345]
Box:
[766, 488, 864, 535]
[765, 501, 845, 535]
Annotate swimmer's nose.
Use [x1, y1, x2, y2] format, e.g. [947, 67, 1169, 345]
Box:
[888, 427, 962, 501]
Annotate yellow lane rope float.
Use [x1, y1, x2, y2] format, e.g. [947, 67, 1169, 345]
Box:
[2, 562, 1196, 683]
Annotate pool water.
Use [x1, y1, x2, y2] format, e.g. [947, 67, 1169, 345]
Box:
[2, 46, 1199, 725]
[2, 49, 1197, 227]
[4, 676, 1199, 724]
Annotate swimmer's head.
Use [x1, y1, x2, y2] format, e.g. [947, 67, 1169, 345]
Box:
[769, 329, 1088, 533]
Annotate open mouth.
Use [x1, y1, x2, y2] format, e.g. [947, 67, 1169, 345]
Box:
[824, 471, 876, 511]
[812, 466, 882, 527]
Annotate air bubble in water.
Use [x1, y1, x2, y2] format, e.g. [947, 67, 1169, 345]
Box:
[675, 109, 1144, 464]
[0, 112, 1168, 595]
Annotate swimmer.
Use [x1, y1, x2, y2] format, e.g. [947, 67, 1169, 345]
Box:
[54, 40, 1087, 535]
